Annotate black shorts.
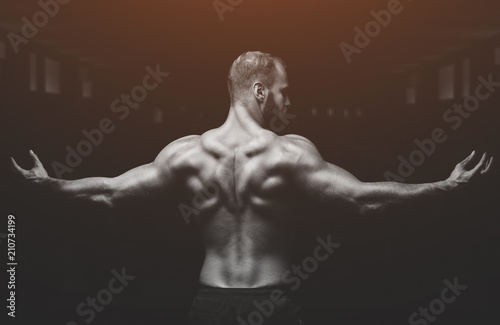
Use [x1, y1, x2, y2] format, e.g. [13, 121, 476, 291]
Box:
[188, 284, 303, 325]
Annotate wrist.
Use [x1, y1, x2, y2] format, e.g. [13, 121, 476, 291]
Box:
[442, 179, 461, 192]
[27, 176, 51, 187]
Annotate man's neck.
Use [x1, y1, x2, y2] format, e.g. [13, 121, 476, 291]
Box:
[222, 103, 267, 135]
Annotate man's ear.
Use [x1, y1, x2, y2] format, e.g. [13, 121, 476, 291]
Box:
[253, 82, 266, 102]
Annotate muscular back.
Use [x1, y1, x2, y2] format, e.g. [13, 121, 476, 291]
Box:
[169, 128, 305, 287]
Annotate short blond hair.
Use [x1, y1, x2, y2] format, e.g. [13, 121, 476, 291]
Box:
[228, 51, 286, 104]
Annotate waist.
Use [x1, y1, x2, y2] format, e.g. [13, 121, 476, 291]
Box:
[195, 284, 298, 298]
[190, 284, 303, 324]
[199, 253, 292, 288]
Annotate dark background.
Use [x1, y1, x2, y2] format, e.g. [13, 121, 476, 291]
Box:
[0, 0, 499, 324]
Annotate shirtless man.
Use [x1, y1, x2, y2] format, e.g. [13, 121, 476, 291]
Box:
[11, 51, 493, 324]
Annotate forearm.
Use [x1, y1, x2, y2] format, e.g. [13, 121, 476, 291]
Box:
[358, 179, 457, 215]
[32, 177, 113, 208]
[11, 147, 178, 209]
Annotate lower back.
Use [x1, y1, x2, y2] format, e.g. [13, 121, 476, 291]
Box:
[199, 250, 293, 288]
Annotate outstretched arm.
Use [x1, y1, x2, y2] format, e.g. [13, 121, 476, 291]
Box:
[289, 136, 494, 216]
[10, 138, 192, 208]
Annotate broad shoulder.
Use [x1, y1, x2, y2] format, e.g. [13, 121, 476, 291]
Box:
[282, 134, 315, 149]
[280, 134, 324, 165]
[162, 134, 201, 153]
[154, 135, 202, 166]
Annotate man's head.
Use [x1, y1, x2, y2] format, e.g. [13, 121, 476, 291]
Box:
[228, 51, 291, 122]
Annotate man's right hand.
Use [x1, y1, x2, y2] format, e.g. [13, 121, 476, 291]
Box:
[447, 151, 493, 190]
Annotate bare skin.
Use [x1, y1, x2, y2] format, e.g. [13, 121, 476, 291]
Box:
[11, 62, 494, 288]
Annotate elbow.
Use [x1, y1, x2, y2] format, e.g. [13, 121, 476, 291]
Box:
[91, 179, 115, 209]
[351, 184, 387, 217]
[354, 190, 385, 217]
[90, 192, 115, 209]
[358, 202, 384, 217]
[96, 194, 115, 209]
